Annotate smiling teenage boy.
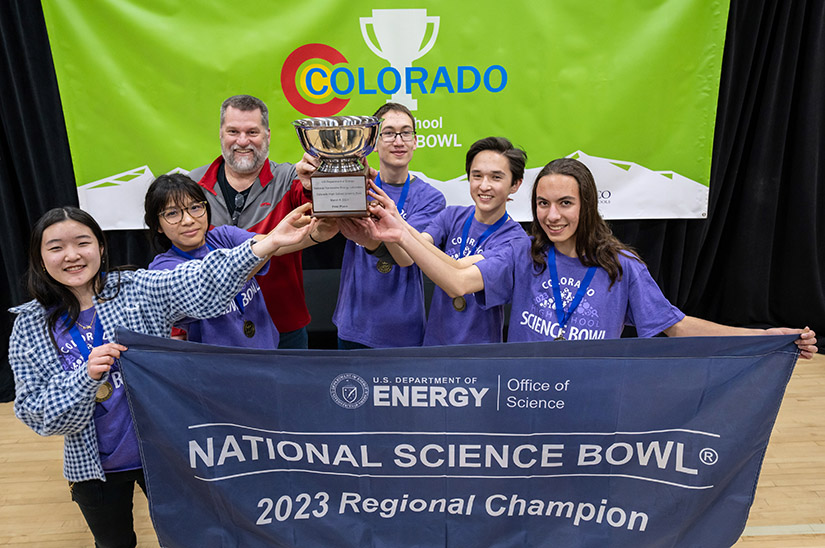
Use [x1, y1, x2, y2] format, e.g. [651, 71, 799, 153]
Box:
[420, 137, 529, 345]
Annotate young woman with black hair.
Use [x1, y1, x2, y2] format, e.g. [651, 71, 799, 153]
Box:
[8, 203, 315, 547]
[144, 173, 281, 348]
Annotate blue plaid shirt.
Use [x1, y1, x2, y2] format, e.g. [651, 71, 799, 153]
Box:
[9, 241, 263, 482]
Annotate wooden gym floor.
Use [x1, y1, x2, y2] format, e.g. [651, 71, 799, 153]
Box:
[1, 353, 823, 547]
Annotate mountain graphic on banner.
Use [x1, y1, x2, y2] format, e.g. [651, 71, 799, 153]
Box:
[425, 151, 709, 222]
[77, 166, 190, 230]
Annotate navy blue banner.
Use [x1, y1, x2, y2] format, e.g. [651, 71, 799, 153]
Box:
[117, 330, 798, 548]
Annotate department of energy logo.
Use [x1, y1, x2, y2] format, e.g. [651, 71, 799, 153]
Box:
[330, 373, 370, 409]
[280, 8, 507, 116]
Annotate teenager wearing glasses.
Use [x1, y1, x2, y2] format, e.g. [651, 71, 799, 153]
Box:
[144, 173, 288, 348]
[327, 102, 446, 348]
[8, 203, 316, 547]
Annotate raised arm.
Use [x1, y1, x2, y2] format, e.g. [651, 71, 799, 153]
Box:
[371, 184, 483, 270]
[142, 202, 317, 325]
[365, 188, 484, 298]
[338, 217, 414, 267]
[255, 216, 339, 257]
[252, 202, 318, 257]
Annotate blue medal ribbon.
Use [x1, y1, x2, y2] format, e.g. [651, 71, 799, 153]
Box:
[171, 243, 246, 315]
[61, 310, 104, 363]
[458, 208, 509, 258]
[375, 173, 411, 216]
[547, 248, 597, 339]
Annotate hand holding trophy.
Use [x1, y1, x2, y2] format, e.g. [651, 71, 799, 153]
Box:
[293, 116, 381, 217]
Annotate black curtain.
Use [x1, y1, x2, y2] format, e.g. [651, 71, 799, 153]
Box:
[612, 0, 825, 332]
[2, 0, 823, 403]
[0, 1, 78, 401]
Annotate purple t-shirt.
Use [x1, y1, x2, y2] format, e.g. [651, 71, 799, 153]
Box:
[53, 307, 140, 472]
[333, 175, 446, 348]
[475, 239, 685, 342]
[149, 225, 279, 349]
[423, 205, 528, 346]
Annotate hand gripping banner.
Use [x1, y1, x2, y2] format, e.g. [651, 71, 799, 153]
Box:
[117, 330, 798, 547]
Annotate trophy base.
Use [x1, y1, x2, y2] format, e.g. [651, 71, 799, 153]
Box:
[310, 170, 369, 218]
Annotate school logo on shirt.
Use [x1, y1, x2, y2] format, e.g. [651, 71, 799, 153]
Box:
[529, 278, 606, 340]
[330, 373, 370, 409]
[59, 329, 96, 371]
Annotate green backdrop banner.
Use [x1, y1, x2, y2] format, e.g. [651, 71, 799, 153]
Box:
[42, 1, 728, 228]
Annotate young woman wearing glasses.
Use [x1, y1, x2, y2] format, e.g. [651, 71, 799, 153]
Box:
[144, 173, 283, 349]
[8, 201, 315, 547]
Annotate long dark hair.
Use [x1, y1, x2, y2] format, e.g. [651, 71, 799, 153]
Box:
[529, 158, 642, 287]
[144, 173, 211, 253]
[26, 207, 111, 335]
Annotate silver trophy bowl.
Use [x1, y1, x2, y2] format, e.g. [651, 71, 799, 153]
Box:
[293, 116, 382, 173]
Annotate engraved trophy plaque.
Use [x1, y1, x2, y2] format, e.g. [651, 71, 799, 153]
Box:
[293, 116, 381, 217]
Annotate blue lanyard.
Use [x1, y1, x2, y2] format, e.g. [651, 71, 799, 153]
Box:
[459, 209, 509, 258]
[375, 173, 411, 215]
[61, 310, 104, 363]
[547, 248, 597, 337]
[172, 243, 246, 315]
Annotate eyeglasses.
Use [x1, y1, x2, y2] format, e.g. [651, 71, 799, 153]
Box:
[231, 193, 245, 226]
[379, 130, 416, 143]
[159, 201, 207, 224]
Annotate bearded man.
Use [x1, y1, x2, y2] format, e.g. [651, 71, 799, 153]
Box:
[189, 95, 323, 348]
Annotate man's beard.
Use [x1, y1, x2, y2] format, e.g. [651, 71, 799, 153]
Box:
[222, 141, 269, 175]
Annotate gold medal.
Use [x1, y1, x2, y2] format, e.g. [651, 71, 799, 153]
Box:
[95, 381, 113, 403]
[243, 320, 256, 338]
[452, 296, 467, 312]
[376, 260, 392, 274]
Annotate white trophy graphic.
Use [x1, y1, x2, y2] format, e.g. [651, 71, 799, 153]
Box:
[360, 9, 440, 110]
